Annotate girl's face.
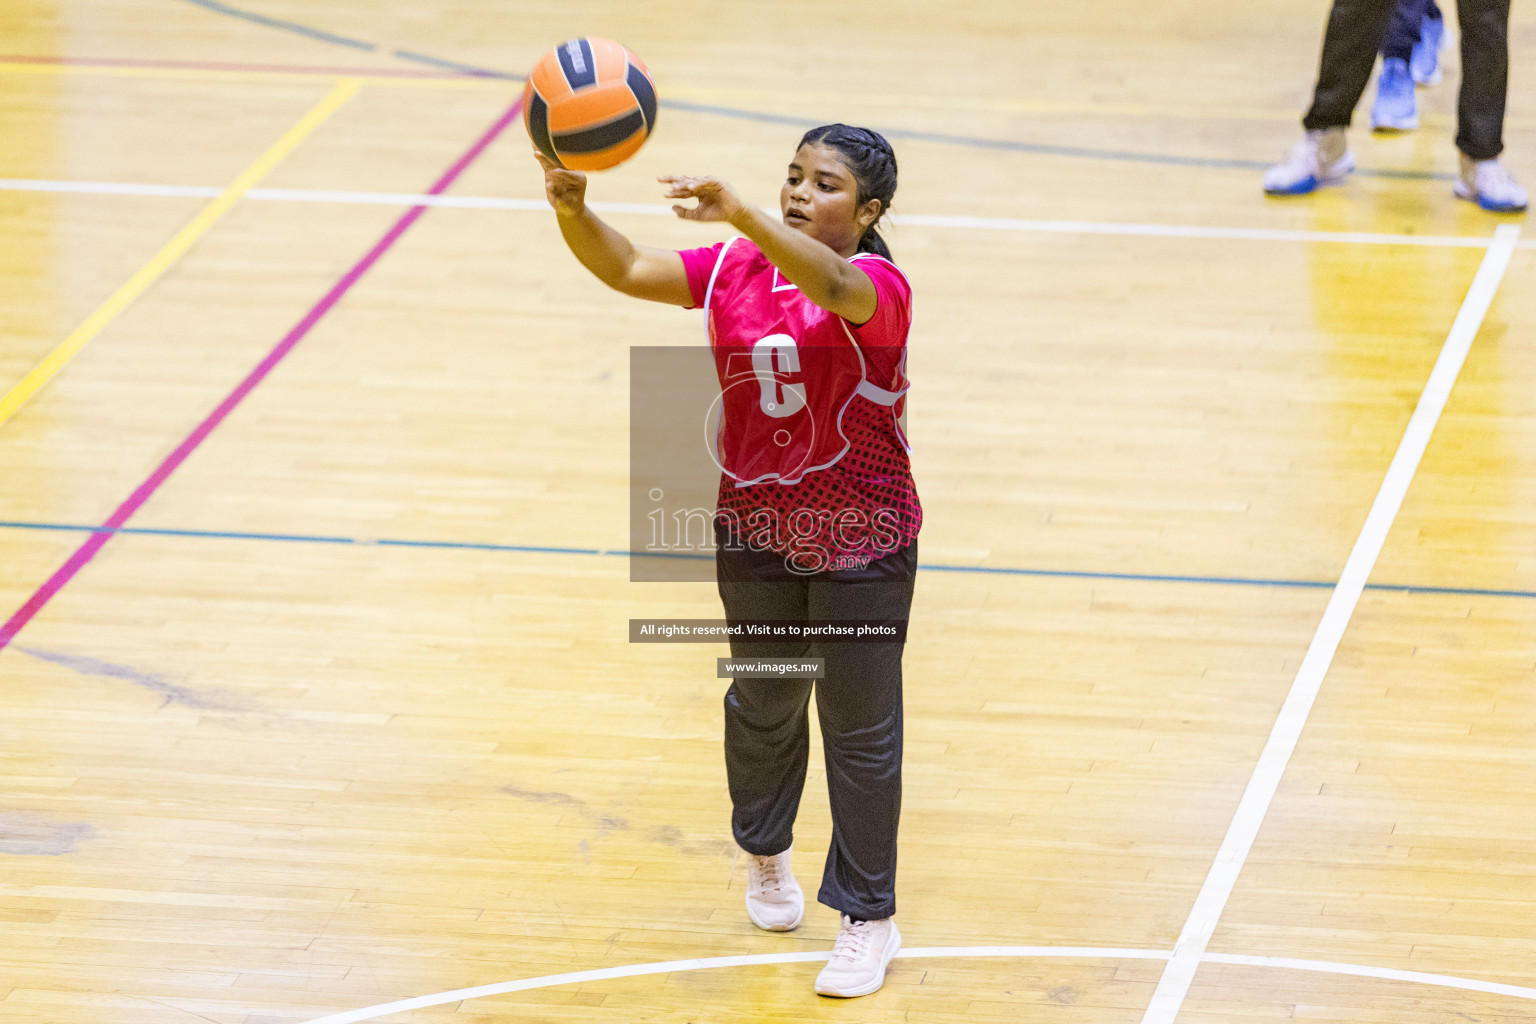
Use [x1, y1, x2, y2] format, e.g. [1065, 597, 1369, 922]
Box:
[780, 143, 882, 257]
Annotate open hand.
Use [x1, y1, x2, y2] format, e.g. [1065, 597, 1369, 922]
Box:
[660, 175, 747, 224]
[536, 152, 587, 217]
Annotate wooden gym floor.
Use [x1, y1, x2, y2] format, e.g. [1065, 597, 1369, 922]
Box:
[1, 1, 1534, 1022]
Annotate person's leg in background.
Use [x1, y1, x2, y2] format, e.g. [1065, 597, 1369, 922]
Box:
[1411, 0, 1446, 84]
[1372, 0, 1433, 130]
[1302, 0, 1398, 132]
[1452, 0, 1526, 210]
[1266, 0, 1395, 193]
[1454, 0, 1508, 161]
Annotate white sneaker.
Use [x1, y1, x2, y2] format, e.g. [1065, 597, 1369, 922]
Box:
[1453, 154, 1529, 213]
[814, 915, 901, 997]
[744, 847, 803, 931]
[1370, 57, 1419, 131]
[1262, 128, 1355, 195]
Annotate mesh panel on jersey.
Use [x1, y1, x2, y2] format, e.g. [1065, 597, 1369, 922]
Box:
[717, 396, 921, 572]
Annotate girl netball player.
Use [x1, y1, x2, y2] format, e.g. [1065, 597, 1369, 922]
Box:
[536, 123, 918, 998]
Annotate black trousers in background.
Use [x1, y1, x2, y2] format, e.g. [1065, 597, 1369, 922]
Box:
[1304, 0, 1509, 159]
[716, 536, 916, 920]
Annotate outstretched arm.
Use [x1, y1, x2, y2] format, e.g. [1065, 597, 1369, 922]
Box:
[661, 176, 877, 325]
[538, 154, 693, 307]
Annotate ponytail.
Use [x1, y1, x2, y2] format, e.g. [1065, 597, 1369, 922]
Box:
[858, 226, 893, 260]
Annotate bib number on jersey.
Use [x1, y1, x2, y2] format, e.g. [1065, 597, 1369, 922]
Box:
[751, 334, 806, 418]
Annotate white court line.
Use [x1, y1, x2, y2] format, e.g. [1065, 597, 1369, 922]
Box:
[1138, 222, 1522, 1024]
[0, 178, 222, 199]
[251, 187, 548, 209]
[1204, 953, 1536, 1003]
[291, 945, 1536, 1024]
[2, 177, 1529, 248]
[896, 212, 1494, 248]
[294, 947, 1169, 1024]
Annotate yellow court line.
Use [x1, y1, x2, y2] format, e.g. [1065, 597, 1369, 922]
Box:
[0, 77, 362, 428]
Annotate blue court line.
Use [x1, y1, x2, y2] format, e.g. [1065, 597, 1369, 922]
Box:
[173, 0, 1457, 182]
[655, 101, 1457, 182]
[919, 563, 1333, 588]
[0, 520, 601, 555]
[390, 48, 516, 78]
[177, 0, 376, 51]
[4, 519, 1533, 600]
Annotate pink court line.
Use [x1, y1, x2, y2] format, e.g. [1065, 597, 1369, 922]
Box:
[0, 99, 524, 653]
[0, 52, 477, 79]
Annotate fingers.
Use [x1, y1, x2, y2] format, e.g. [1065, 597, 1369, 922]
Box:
[659, 176, 695, 199]
[659, 175, 736, 222]
[535, 151, 587, 184]
[657, 175, 719, 198]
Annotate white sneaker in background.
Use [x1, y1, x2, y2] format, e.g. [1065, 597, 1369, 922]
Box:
[1262, 128, 1355, 195]
[1410, 13, 1446, 85]
[814, 915, 901, 997]
[743, 846, 803, 931]
[1370, 57, 1419, 131]
[1453, 154, 1529, 213]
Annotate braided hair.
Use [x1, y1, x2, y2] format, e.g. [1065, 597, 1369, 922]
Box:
[798, 124, 898, 260]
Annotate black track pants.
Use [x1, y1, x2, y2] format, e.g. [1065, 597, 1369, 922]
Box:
[1303, 0, 1508, 159]
[716, 537, 916, 920]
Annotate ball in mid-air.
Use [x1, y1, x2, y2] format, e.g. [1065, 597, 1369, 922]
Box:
[523, 37, 658, 171]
